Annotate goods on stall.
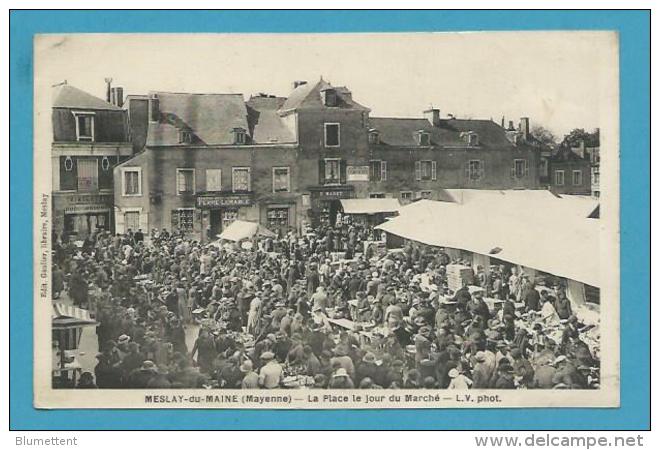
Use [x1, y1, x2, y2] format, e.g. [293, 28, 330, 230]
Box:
[446, 264, 474, 292]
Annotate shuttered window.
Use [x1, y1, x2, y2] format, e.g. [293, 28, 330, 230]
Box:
[324, 159, 341, 185]
[176, 169, 195, 194]
[466, 160, 485, 182]
[572, 170, 583, 186]
[416, 160, 436, 181]
[124, 211, 140, 231]
[512, 159, 529, 178]
[77, 159, 98, 192]
[272, 167, 290, 192]
[206, 169, 222, 192]
[232, 167, 251, 192]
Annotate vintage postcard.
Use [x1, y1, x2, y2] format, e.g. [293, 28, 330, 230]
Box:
[33, 31, 619, 409]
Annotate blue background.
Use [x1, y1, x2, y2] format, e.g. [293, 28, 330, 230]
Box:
[9, 10, 650, 430]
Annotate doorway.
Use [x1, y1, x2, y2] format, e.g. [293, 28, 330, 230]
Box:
[209, 209, 222, 239]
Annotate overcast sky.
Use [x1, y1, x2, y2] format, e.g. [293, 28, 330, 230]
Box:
[35, 32, 617, 137]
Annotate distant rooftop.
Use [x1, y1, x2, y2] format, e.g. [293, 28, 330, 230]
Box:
[52, 84, 122, 111]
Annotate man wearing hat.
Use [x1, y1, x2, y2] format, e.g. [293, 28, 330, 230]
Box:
[494, 363, 516, 389]
[331, 344, 356, 380]
[240, 360, 259, 389]
[447, 368, 472, 389]
[356, 352, 379, 385]
[532, 356, 558, 389]
[258, 352, 283, 388]
[472, 351, 492, 389]
[127, 360, 158, 388]
[326, 367, 353, 388]
[469, 289, 491, 324]
[511, 348, 535, 387]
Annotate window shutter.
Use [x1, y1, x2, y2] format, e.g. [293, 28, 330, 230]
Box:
[114, 208, 125, 234]
[524, 159, 529, 177]
[171, 210, 179, 230]
[340, 160, 347, 184]
[415, 161, 422, 181]
[139, 211, 148, 232]
[464, 161, 470, 180]
[480, 160, 485, 179]
[431, 161, 437, 181]
[319, 159, 325, 185]
[381, 161, 387, 181]
[510, 162, 516, 178]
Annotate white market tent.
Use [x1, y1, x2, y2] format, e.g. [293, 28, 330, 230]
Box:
[376, 190, 600, 288]
[217, 220, 276, 242]
[340, 198, 401, 215]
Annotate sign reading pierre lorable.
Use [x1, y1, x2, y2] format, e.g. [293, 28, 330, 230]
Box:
[196, 192, 254, 208]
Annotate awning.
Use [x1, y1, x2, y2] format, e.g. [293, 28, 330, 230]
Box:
[340, 198, 401, 215]
[217, 220, 276, 242]
[52, 303, 97, 328]
[376, 191, 600, 287]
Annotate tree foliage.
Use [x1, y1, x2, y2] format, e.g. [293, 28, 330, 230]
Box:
[561, 128, 600, 148]
[530, 125, 557, 147]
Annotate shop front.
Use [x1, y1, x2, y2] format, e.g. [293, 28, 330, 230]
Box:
[308, 185, 355, 227]
[53, 192, 114, 240]
[339, 198, 401, 228]
[262, 202, 297, 237]
[196, 192, 255, 242]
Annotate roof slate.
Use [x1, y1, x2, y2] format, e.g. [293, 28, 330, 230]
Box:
[52, 84, 123, 111]
[370, 117, 516, 148]
[279, 79, 369, 113]
[246, 96, 296, 144]
[146, 92, 248, 146]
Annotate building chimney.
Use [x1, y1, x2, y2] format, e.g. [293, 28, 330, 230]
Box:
[424, 108, 440, 127]
[149, 93, 159, 122]
[293, 80, 307, 89]
[115, 87, 124, 107]
[508, 120, 515, 131]
[104, 78, 113, 103]
[519, 117, 530, 140]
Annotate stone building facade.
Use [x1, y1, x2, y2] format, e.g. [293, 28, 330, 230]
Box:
[547, 145, 592, 196]
[114, 79, 543, 240]
[51, 82, 133, 239]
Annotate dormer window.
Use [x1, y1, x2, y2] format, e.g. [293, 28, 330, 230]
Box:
[416, 130, 430, 146]
[463, 131, 479, 146]
[232, 127, 247, 145]
[178, 130, 192, 144]
[368, 129, 380, 144]
[321, 88, 337, 107]
[72, 111, 95, 142]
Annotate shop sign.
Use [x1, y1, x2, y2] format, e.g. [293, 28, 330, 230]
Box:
[347, 165, 370, 182]
[196, 193, 253, 208]
[58, 192, 113, 206]
[316, 189, 354, 200]
[64, 205, 111, 214]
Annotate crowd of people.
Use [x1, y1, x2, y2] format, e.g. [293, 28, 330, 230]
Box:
[52, 220, 600, 390]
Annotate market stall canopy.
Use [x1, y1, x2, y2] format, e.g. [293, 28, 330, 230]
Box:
[340, 198, 401, 215]
[376, 190, 600, 287]
[52, 303, 97, 329]
[217, 220, 276, 242]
